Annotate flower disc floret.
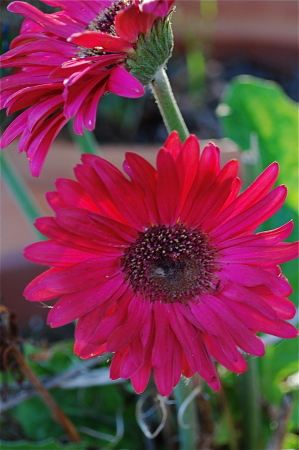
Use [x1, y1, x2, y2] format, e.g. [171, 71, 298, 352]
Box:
[122, 224, 220, 303]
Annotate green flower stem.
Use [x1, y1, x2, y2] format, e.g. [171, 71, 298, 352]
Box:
[1, 152, 42, 238]
[68, 120, 99, 155]
[174, 379, 200, 450]
[150, 67, 190, 142]
[239, 358, 261, 450]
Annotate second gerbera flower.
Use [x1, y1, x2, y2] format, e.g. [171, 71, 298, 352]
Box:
[0, 0, 174, 176]
[24, 132, 299, 396]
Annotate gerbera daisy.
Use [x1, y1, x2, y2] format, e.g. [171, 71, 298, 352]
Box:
[24, 132, 298, 396]
[0, 0, 174, 176]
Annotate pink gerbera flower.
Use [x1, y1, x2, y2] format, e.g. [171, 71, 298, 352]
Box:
[24, 132, 298, 396]
[0, 0, 174, 176]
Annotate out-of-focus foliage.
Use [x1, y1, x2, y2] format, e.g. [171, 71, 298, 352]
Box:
[0, 341, 143, 449]
[218, 75, 299, 303]
[218, 75, 299, 212]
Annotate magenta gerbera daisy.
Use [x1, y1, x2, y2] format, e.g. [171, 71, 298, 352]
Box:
[0, 0, 174, 176]
[24, 132, 298, 396]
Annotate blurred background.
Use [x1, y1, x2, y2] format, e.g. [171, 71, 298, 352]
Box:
[1, 1, 298, 449]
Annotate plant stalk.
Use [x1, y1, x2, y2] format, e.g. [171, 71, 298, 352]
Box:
[68, 120, 99, 155]
[174, 378, 200, 450]
[239, 357, 261, 450]
[150, 67, 189, 141]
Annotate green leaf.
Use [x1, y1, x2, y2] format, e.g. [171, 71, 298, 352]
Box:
[218, 75, 299, 212]
[13, 396, 62, 441]
[260, 338, 299, 400]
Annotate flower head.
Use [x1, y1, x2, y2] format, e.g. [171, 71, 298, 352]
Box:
[24, 132, 298, 396]
[0, 0, 173, 176]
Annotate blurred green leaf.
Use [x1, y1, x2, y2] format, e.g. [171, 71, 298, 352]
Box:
[218, 75, 299, 213]
[218, 75, 299, 310]
[283, 433, 299, 450]
[13, 396, 63, 441]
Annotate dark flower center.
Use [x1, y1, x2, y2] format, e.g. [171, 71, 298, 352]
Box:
[88, 0, 133, 35]
[121, 224, 220, 303]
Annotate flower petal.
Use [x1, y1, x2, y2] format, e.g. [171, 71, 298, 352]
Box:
[24, 257, 121, 300]
[47, 277, 126, 327]
[108, 65, 145, 98]
[156, 148, 181, 225]
[69, 31, 133, 52]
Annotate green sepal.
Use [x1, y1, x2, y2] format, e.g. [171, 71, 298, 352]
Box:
[125, 13, 174, 86]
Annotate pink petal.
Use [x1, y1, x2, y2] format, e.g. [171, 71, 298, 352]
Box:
[24, 257, 121, 300]
[130, 359, 152, 394]
[55, 178, 98, 211]
[205, 334, 247, 373]
[222, 301, 298, 339]
[198, 142, 221, 189]
[46, 191, 68, 211]
[69, 31, 133, 52]
[93, 156, 150, 229]
[156, 148, 181, 225]
[28, 114, 69, 177]
[218, 221, 294, 249]
[106, 294, 150, 351]
[152, 302, 171, 367]
[180, 142, 220, 220]
[4, 84, 61, 116]
[208, 162, 279, 230]
[24, 241, 97, 267]
[0, 110, 29, 149]
[74, 162, 125, 221]
[8, 2, 83, 38]
[185, 176, 236, 227]
[108, 65, 145, 98]
[169, 305, 220, 390]
[163, 130, 181, 159]
[176, 134, 200, 206]
[211, 186, 287, 240]
[261, 294, 296, 320]
[123, 152, 159, 224]
[27, 95, 64, 133]
[220, 281, 277, 319]
[89, 213, 138, 243]
[47, 277, 126, 327]
[54, 208, 129, 248]
[207, 295, 265, 356]
[86, 289, 134, 348]
[115, 5, 156, 42]
[1, 39, 74, 60]
[74, 302, 113, 355]
[33, 217, 115, 254]
[220, 242, 299, 266]
[140, 0, 174, 17]
[119, 347, 141, 379]
[220, 264, 292, 297]
[153, 334, 183, 397]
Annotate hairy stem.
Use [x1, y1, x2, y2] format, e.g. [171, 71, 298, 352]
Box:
[150, 67, 189, 142]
